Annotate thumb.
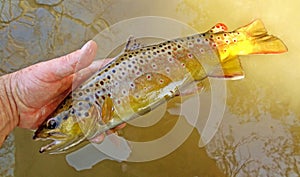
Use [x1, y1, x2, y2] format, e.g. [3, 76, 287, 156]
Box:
[32, 40, 98, 82]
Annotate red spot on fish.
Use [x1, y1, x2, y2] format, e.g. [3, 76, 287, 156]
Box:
[147, 74, 151, 80]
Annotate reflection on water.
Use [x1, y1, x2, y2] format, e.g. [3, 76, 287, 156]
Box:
[1, 0, 299, 177]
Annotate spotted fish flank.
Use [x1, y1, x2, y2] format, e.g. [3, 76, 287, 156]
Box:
[33, 20, 287, 153]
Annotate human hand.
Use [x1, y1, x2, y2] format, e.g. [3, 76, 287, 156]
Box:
[1, 40, 125, 144]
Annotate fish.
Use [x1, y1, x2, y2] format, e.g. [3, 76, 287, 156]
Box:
[33, 19, 287, 154]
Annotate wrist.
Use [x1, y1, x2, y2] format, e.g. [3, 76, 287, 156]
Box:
[0, 73, 19, 145]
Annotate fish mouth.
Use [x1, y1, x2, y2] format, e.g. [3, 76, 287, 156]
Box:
[35, 134, 87, 154]
[39, 140, 63, 153]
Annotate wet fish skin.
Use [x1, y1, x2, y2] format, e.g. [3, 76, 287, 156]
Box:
[33, 19, 287, 154]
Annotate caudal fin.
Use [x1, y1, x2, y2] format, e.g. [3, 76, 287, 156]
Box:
[209, 20, 287, 80]
[236, 19, 288, 54]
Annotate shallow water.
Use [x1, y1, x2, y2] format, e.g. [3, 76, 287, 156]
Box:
[1, 0, 299, 176]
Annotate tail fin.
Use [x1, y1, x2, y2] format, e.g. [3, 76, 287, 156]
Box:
[236, 19, 288, 54]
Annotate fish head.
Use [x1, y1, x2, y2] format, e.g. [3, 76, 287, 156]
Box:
[33, 106, 90, 154]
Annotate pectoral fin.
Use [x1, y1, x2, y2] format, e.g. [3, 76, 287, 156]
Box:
[74, 101, 101, 139]
[101, 96, 115, 124]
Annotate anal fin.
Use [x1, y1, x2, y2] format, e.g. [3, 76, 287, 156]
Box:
[208, 56, 244, 80]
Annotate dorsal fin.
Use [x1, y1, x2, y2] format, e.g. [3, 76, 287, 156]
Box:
[208, 23, 228, 33]
[124, 36, 143, 52]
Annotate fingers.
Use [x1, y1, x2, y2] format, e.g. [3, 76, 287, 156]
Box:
[89, 123, 126, 144]
[32, 40, 98, 82]
[89, 134, 105, 144]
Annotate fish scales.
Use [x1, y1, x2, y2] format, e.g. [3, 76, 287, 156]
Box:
[33, 20, 287, 153]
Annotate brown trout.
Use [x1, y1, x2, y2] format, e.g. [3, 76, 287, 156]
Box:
[33, 20, 287, 153]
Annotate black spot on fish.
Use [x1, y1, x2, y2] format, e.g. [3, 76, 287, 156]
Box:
[95, 100, 100, 107]
[95, 93, 100, 99]
[100, 81, 104, 85]
[85, 97, 90, 101]
[79, 92, 83, 96]
[70, 108, 75, 114]
[84, 112, 89, 117]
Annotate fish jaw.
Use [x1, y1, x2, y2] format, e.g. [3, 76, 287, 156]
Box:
[35, 134, 86, 154]
[33, 123, 86, 154]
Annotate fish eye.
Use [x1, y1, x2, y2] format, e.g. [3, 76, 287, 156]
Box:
[47, 119, 57, 129]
